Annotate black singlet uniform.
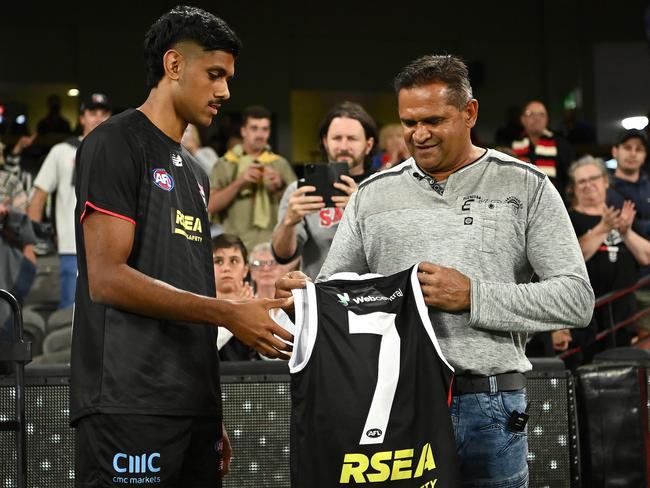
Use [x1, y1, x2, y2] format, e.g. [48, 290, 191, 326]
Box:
[283, 265, 461, 487]
[71, 109, 219, 423]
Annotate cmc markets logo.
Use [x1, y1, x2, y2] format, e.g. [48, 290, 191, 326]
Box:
[112, 452, 161, 484]
[152, 168, 175, 191]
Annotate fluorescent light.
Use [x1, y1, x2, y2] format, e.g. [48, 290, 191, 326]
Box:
[621, 116, 649, 130]
[67, 88, 80, 97]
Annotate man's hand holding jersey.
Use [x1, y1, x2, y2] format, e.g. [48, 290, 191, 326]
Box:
[417, 262, 471, 312]
[220, 297, 295, 360]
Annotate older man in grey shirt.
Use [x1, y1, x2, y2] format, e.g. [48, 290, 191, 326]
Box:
[281, 55, 593, 488]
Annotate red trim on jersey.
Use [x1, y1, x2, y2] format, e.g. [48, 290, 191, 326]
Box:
[80, 201, 136, 225]
[598, 245, 609, 252]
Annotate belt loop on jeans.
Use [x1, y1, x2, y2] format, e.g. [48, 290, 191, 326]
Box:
[488, 376, 498, 395]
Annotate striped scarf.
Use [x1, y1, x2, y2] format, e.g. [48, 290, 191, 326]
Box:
[511, 129, 559, 179]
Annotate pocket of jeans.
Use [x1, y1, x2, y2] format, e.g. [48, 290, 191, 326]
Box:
[497, 390, 527, 429]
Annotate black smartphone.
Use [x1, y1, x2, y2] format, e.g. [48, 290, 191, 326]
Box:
[298, 162, 350, 207]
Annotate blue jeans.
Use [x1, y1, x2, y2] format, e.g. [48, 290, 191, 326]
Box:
[450, 388, 529, 488]
[59, 254, 77, 309]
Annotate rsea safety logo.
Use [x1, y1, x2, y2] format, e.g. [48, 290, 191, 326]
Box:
[112, 452, 161, 484]
[152, 168, 174, 191]
[339, 442, 437, 484]
[171, 208, 203, 243]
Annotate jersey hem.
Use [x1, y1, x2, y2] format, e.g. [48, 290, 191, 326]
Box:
[70, 404, 221, 425]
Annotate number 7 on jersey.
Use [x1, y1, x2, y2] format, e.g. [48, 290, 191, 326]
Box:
[348, 311, 400, 445]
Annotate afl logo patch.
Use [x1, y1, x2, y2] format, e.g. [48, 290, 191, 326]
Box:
[366, 428, 382, 438]
[152, 168, 174, 191]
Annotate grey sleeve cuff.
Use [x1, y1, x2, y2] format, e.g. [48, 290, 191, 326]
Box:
[469, 278, 481, 328]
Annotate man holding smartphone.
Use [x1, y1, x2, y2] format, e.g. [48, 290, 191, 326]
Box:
[271, 101, 377, 279]
[209, 105, 295, 252]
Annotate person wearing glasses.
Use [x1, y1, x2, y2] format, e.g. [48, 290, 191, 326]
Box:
[568, 155, 650, 362]
[511, 100, 574, 196]
[249, 242, 293, 300]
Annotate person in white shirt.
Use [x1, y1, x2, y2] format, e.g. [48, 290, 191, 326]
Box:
[28, 93, 111, 308]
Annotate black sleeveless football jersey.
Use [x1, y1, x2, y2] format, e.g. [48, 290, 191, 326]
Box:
[287, 265, 461, 487]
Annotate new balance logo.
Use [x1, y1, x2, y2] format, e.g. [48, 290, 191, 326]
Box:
[171, 153, 183, 167]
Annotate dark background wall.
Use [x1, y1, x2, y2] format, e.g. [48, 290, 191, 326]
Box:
[1, 0, 649, 159]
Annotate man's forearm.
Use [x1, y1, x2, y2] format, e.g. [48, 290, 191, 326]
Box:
[469, 275, 594, 333]
[208, 180, 244, 215]
[27, 187, 48, 222]
[271, 222, 298, 261]
[88, 261, 232, 327]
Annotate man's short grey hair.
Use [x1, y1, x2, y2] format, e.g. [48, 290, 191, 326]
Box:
[393, 54, 473, 110]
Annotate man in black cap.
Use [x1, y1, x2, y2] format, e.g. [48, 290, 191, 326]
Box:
[27, 93, 112, 309]
[610, 129, 650, 232]
[609, 128, 650, 336]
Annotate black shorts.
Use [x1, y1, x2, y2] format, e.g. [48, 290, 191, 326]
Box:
[74, 414, 222, 487]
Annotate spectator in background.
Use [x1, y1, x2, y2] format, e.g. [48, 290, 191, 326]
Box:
[272, 101, 377, 279]
[0, 163, 36, 340]
[371, 123, 409, 171]
[212, 233, 258, 360]
[37, 94, 72, 135]
[28, 93, 112, 309]
[511, 100, 573, 196]
[249, 242, 294, 299]
[608, 129, 650, 338]
[609, 129, 650, 234]
[568, 156, 650, 360]
[181, 123, 219, 176]
[209, 105, 295, 252]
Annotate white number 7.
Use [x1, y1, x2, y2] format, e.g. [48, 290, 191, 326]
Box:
[348, 310, 400, 445]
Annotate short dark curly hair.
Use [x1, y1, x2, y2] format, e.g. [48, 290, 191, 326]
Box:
[144, 5, 242, 91]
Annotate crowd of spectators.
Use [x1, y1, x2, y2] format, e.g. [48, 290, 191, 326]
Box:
[2, 93, 650, 367]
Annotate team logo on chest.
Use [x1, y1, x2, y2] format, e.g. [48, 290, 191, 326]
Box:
[152, 168, 175, 191]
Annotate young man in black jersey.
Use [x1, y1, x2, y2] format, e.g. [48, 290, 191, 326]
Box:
[71, 6, 292, 487]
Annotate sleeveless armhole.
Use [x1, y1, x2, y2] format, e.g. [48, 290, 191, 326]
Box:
[287, 282, 318, 373]
[409, 264, 455, 374]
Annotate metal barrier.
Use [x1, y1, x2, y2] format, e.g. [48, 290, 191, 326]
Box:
[560, 274, 650, 360]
